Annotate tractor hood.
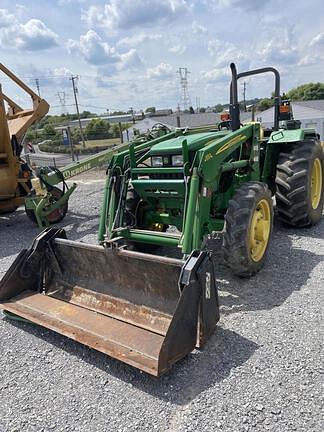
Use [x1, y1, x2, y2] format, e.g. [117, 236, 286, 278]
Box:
[149, 131, 229, 155]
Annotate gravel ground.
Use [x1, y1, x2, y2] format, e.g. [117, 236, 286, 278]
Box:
[0, 171, 323, 432]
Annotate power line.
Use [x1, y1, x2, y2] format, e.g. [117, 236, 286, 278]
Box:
[70, 75, 86, 148]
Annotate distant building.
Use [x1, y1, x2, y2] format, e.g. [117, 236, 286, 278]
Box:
[146, 109, 173, 117]
[259, 100, 324, 138]
[150, 111, 257, 128]
[68, 113, 144, 129]
[152, 112, 218, 128]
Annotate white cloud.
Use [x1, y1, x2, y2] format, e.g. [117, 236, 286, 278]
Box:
[192, 20, 207, 35]
[212, 0, 270, 10]
[67, 30, 118, 65]
[207, 39, 224, 56]
[15, 19, 59, 50]
[0, 9, 58, 51]
[52, 67, 74, 77]
[0, 8, 13, 28]
[298, 54, 323, 66]
[297, 32, 324, 65]
[147, 62, 173, 79]
[259, 40, 300, 65]
[203, 67, 229, 83]
[82, 0, 189, 30]
[208, 39, 250, 69]
[50, 67, 75, 88]
[58, 0, 86, 4]
[67, 30, 143, 72]
[119, 49, 143, 70]
[309, 32, 324, 47]
[117, 33, 162, 48]
[168, 44, 186, 54]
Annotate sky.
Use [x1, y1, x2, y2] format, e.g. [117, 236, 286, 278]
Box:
[0, 0, 324, 115]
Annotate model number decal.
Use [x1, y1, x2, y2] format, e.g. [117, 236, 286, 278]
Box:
[216, 134, 247, 155]
[204, 134, 247, 162]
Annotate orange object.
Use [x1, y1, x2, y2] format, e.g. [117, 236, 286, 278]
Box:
[220, 112, 230, 121]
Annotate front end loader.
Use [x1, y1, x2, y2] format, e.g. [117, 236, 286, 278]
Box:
[1, 63, 323, 376]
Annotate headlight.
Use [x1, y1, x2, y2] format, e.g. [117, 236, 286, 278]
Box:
[171, 155, 183, 166]
[151, 156, 163, 167]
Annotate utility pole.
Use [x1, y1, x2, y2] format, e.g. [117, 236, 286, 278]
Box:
[70, 75, 86, 148]
[118, 122, 124, 144]
[177, 67, 191, 112]
[67, 127, 75, 162]
[35, 78, 41, 97]
[242, 81, 247, 112]
[195, 96, 200, 113]
[129, 107, 135, 124]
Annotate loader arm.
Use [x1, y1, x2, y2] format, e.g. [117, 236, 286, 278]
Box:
[25, 145, 132, 228]
[197, 123, 260, 188]
[176, 124, 262, 253]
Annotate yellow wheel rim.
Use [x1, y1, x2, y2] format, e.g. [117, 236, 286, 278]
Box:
[311, 158, 322, 209]
[249, 199, 271, 262]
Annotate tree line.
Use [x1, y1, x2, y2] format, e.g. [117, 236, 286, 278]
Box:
[26, 117, 129, 147]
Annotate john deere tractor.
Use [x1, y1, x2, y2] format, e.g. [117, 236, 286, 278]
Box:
[1, 63, 323, 376]
[97, 63, 323, 276]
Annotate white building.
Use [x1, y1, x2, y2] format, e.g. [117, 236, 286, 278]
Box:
[259, 100, 324, 139]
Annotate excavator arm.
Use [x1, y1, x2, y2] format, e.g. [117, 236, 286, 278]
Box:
[0, 63, 49, 144]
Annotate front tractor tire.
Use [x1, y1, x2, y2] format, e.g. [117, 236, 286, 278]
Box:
[275, 139, 324, 227]
[223, 182, 274, 277]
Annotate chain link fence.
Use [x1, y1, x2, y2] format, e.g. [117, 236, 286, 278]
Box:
[24, 153, 81, 168]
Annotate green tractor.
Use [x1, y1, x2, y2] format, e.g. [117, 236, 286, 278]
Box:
[98, 63, 323, 275]
[1, 63, 323, 376]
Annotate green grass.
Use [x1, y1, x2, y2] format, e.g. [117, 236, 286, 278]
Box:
[75, 138, 121, 149]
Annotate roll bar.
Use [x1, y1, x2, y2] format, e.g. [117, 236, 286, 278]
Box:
[229, 63, 281, 131]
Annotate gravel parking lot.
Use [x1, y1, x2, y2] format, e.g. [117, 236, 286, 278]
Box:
[0, 172, 323, 432]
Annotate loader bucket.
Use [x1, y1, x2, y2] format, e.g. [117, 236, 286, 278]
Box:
[0, 229, 219, 376]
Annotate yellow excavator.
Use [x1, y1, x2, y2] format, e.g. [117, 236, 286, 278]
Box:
[0, 63, 49, 214]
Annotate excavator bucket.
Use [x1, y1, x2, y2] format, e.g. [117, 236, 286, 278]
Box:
[0, 228, 219, 376]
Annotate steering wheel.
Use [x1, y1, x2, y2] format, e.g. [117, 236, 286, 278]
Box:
[151, 123, 172, 133]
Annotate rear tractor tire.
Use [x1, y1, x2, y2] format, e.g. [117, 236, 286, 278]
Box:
[223, 182, 274, 277]
[275, 139, 324, 227]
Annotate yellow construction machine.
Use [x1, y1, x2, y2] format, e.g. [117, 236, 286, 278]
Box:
[0, 63, 49, 214]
